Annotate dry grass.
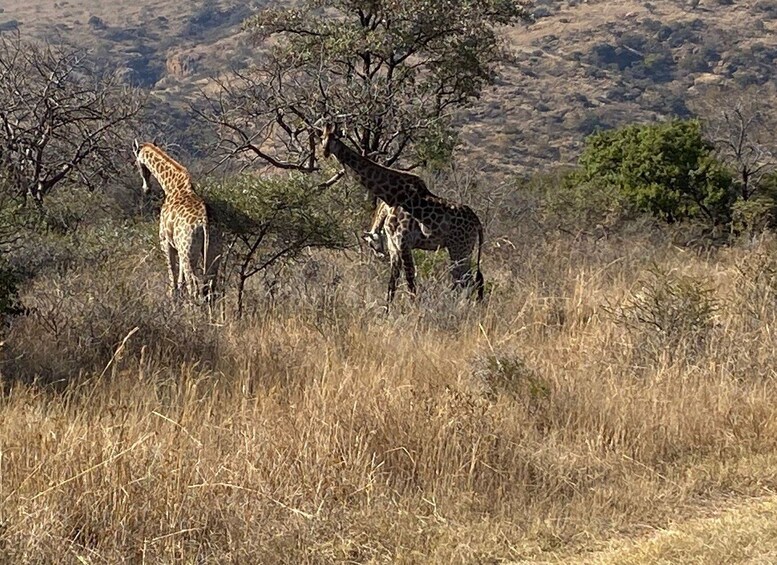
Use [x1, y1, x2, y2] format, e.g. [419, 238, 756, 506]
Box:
[561, 494, 777, 564]
[2, 225, 777, 563]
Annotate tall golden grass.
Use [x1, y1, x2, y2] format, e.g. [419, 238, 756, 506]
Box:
[2, 227, 777, 563]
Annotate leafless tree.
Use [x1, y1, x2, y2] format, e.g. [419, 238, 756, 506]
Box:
[0, 34, 145, 204]
[692, 84, 777, 200]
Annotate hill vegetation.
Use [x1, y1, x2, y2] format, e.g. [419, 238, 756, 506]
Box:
[2, 0, 776, 173]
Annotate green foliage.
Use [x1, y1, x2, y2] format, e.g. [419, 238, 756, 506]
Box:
[575, 120, 735, 224]
[203, 174, 348, 247]
[412, 248, 449, 280]
[531, 168, 634, 232]
[474, 354, 550, 418]
[731, 195, 776, 237]
[729, 167, 777, 238]
[201, 174, 349, 314]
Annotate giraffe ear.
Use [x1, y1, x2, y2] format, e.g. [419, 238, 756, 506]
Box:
[132, 139, 140, 155]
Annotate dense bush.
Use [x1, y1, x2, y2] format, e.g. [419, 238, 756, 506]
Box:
[608, 265, 718, 364]
[573, 120, 735, 224]
[731, 172, 777, 237]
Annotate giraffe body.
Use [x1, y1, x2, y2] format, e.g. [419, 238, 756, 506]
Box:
[133, 141, 220, 301]
[321, 124, 484, 304]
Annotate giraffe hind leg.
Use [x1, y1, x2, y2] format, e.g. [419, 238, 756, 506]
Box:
[163, 242, 180, 299]
[204, 231, 222, 304]
[400, 244, 417, 299]
[183, 251, 206, 302]
[189, 226, 214, 302]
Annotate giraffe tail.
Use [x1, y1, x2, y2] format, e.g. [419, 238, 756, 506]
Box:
[202, 222, 212, 302]
[475, 220, 485, 301]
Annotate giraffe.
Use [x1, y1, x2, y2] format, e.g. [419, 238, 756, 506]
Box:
[319, 123, 485, 305]
[133, 140, 219, 302]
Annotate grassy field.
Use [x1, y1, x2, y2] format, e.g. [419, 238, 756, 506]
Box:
[2, 215, 777, 562]
[1, 0, 776, 561]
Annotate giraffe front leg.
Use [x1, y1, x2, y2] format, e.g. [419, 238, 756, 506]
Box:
[387, 252, 402, 308]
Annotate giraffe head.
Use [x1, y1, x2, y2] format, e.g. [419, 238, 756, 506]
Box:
[133, 139, 153, 195]
[319, 122, 339, 159]
[362, 230, 387, 258]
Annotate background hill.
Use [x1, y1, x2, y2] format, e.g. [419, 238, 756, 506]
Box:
[2, 0, 775, 176]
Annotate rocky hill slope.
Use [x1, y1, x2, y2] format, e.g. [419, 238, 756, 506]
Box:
[1, 0, 775, 176]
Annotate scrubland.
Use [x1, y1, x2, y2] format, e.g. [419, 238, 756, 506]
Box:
[2, 206, 777, 563]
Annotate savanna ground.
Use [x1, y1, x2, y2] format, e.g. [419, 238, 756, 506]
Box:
[2, 181, 777, 563]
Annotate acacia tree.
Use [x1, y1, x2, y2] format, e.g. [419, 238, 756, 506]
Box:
[203, 175, 348, 316]
[201, 0, 531, 176]
[691, 84, 776, 201]
[0, 35, 144, 204]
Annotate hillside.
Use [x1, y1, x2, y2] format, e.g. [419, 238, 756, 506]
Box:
[468, 0, 777, 175]
[0, 0, 255, 91]
[2, 0, 775, 176]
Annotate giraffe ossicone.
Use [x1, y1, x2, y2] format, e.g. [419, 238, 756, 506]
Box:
[133, 141, 220, 303]
[319, 122, 485, 306]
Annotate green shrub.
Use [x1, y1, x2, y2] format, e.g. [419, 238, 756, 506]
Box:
[608, 265, 718, 363]
[473, 354, 551, 422]
[536, 168, 634, 232]
[731, 173, 777, 238]
[201, 174, 350, 315]
[574, 120, 735, 224]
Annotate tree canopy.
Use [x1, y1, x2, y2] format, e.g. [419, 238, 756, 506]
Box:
[575, 120, 734, 224]
[203, 0, 531, 174]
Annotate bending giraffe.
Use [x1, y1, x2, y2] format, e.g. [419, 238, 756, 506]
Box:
[133, 140, 219, 301]
[363, 198, 446, 260]
[362, 199, 392, 258]
[319, 123, 484, 305]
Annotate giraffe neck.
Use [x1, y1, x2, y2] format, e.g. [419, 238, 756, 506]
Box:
[328, 138, 416, 207]
[138, 144, 194, 198]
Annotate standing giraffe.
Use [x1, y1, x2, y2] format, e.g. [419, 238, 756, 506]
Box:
[133, 140, 219, 301]
[319, 123, 484, 304]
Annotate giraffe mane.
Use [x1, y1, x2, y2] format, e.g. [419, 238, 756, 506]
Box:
[141, 143, 190, 175]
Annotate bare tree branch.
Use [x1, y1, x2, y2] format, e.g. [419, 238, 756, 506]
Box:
[692, 84, 777, 200]
[0, 35, 145, 203]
